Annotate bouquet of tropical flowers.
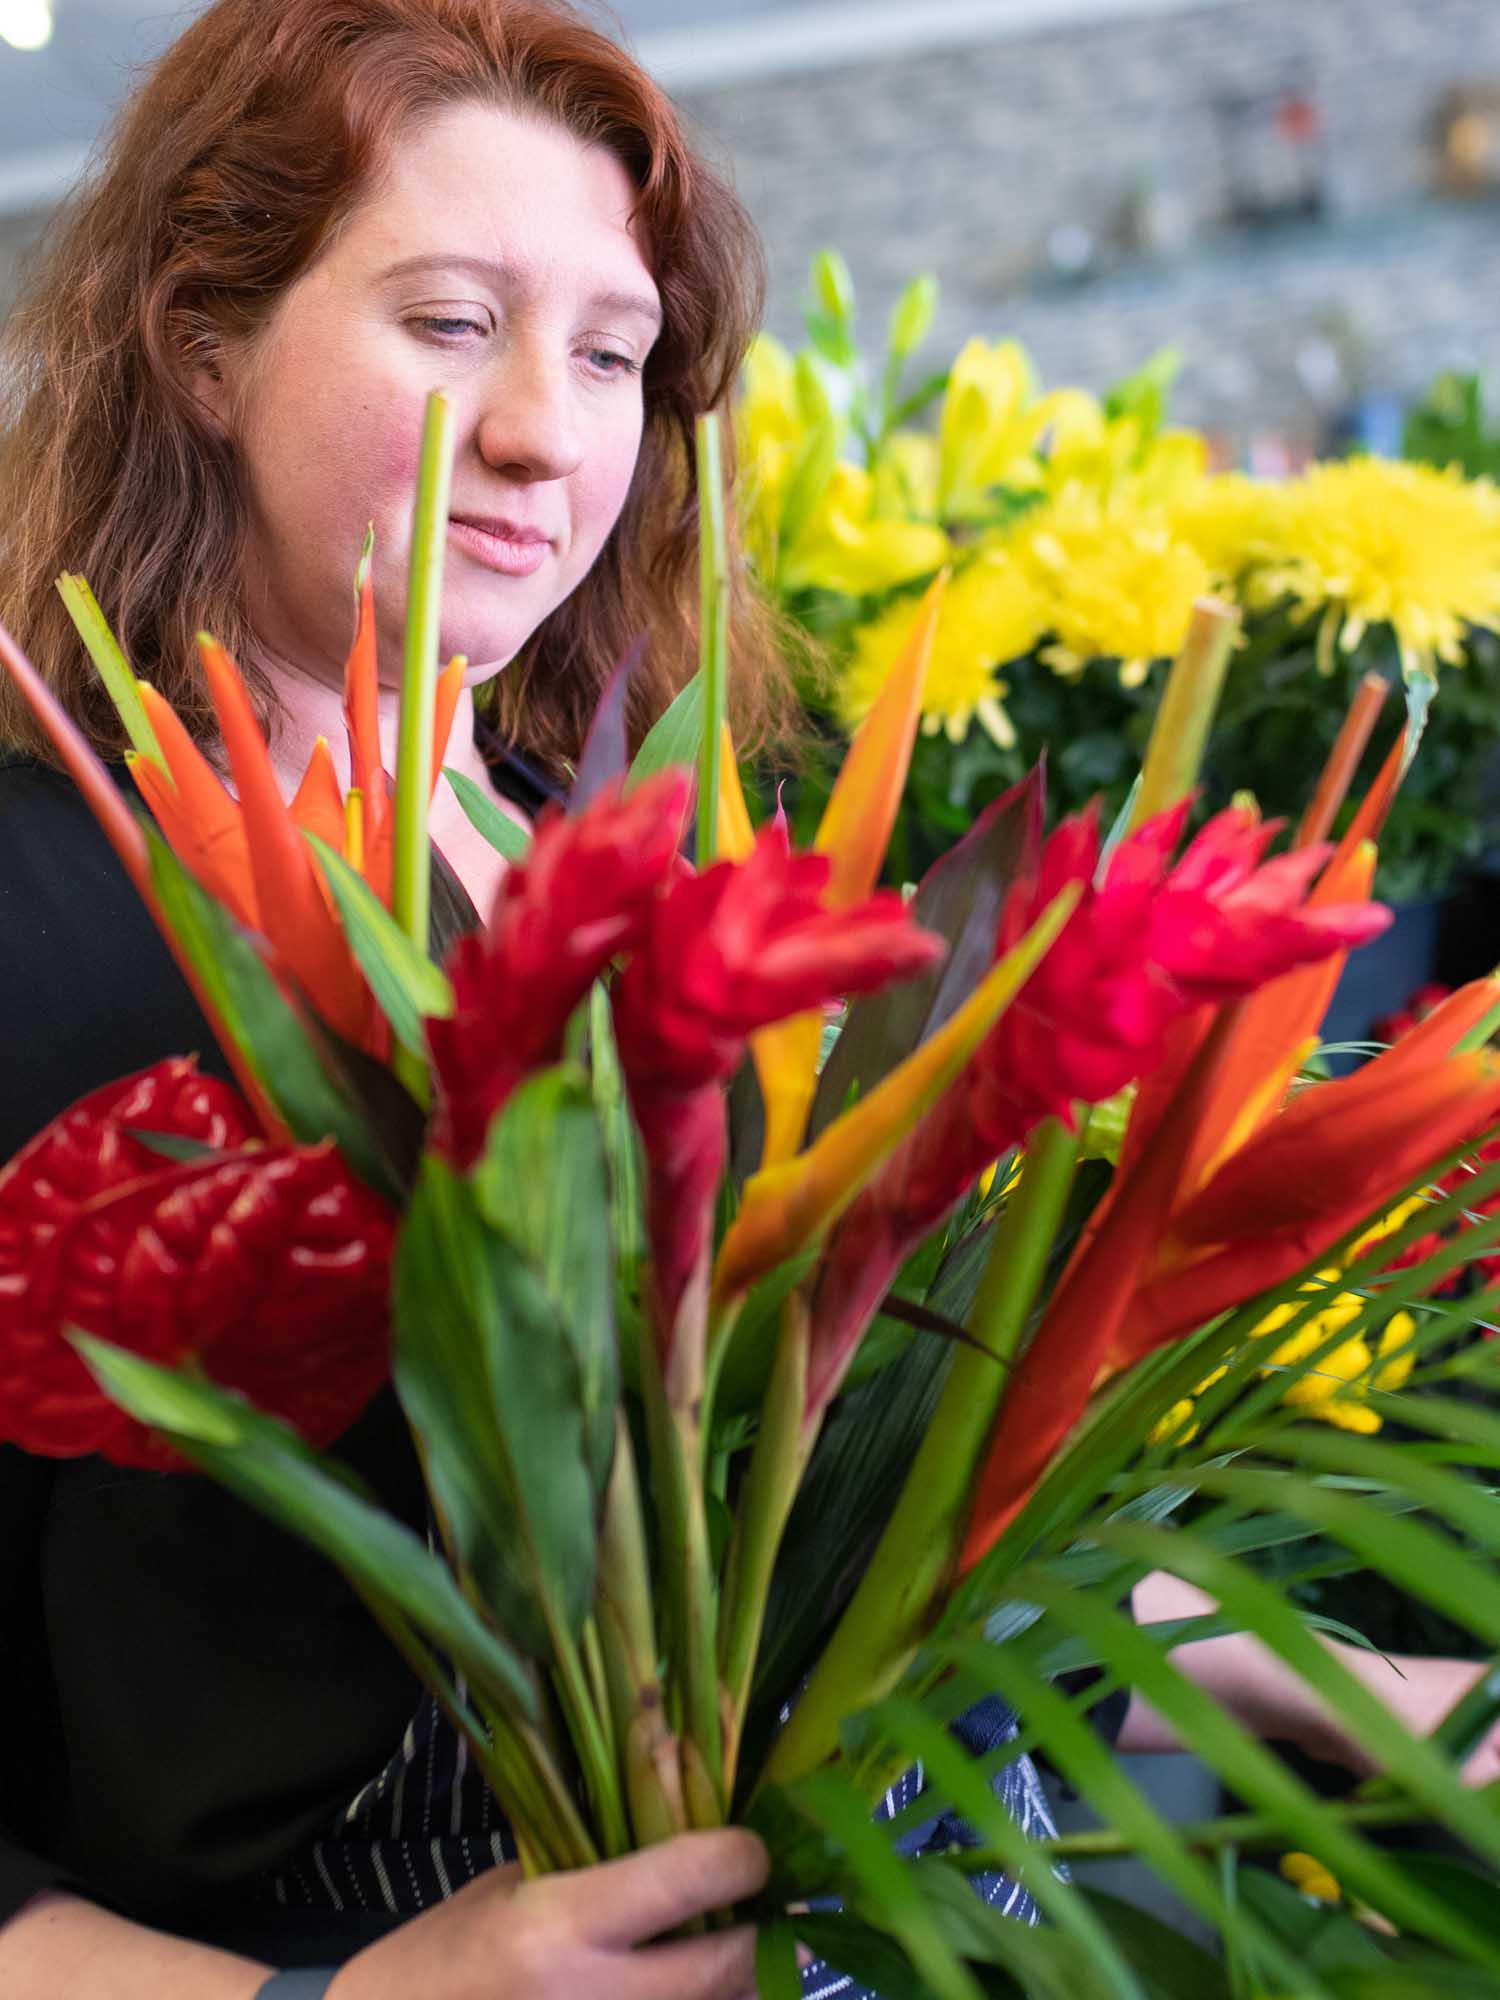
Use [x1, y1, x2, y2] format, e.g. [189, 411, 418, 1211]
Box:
[11, 395, 1500, 1996]
[745, 254, 1500, 904]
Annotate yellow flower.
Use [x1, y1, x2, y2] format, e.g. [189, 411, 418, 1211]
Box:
[1040, 391, 1207, 508]
[780, 462, 950, 599]
[839, 551, 1049, 743]
[1247, 457, 1500, 677]
[1168, 472, 1281, 586]
[1014, 487, 1211, 687]
[1281, 1853, 1342, 1903]
[1254, 1285, 1417, 1434]
[1149, 1397, 1200, 1447]
[874, 431, 941, 522]
[736, 332, 805, 576]
[938, 338, 1049, 520]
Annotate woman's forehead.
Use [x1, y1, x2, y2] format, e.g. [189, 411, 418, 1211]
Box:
[346, 101, 659, 303]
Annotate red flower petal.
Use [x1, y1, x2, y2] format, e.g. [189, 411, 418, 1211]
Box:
[0, 1060, 259, 1462]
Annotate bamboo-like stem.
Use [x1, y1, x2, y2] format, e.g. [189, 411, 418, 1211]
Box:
[718, 1289, 813, 1793]
[640, 1313, 725, 1824]
[695, 412, 730, 867]
[594, 1414, 692, 1846]
[1297, 671, 1389, 848]
[754, 1118, 1082, 1798]
[392, 391, 454, 1095]
[1131, 597, 1240, 828]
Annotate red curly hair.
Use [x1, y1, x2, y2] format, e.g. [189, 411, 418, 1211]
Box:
[0, 0, 786, 772]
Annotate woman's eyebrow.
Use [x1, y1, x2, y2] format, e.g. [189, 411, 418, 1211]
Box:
[377, 252, 662, 330]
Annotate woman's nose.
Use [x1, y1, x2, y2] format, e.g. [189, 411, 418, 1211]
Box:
[474, 342, 584, 484]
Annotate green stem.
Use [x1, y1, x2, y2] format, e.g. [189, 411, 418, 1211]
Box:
[718, 1289, 812, 1795]
[549, 1622, 632, 1859]
[1021, 1793, 1422, 1863]
[695, 411, 730, 866]
[640, 1320, 725, 1823]
[392, 391, 455, 1095]
[754, 1118, 1081, 1797]
[1132, 597, 1239, 828]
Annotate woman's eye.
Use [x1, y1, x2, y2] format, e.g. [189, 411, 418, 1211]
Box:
[412, 315, 488, 341]
[585, 348, 641, 379]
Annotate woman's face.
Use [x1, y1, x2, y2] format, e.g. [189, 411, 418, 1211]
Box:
[214, 101, 661, 689]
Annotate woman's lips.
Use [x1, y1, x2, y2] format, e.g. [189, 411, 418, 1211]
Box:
[448, 516, 553, 578]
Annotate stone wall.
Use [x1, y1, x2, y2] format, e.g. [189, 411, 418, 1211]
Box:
[674, 0, 1500, 448]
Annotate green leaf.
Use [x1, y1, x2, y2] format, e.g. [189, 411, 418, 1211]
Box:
[1380, 1855, 1500, 1953]
[142, 824, 413, 1202]
[628, 672, 704, 791]
[755, 1922, 802, 2000]
[393, 391, 455, 975]
[778, 359, 839, 555]
[573, 636, 643, 812]
[473, 1064, 619, 1497]
[72, 1335, 536, 1720]
[869, 1693, 1148, 2000]
[56, 573, 163, 766]
[791, 1771, 988, 2000]
[306, 833, 453, 1060]
[393, 1156, 598, 1662]
[810, 767, 1042, 1140]
[1075, 1890, 1232, 2000]
[443, 764, 533, 862]
[1232, 1867, 1388, 1972]
[794, 1914, 936, 2000]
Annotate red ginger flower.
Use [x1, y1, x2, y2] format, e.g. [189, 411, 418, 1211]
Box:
[0, 1060, 394, 1468]
[427, 770, 691, 1166]
[611, 821, 943, 1356]
[810, 801, 1390, 1411]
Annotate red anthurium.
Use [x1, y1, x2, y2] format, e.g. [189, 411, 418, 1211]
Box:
[0, 1061, 256, 1461]
[427, 769, 693, 1167]
[611, 819, 944, 1366]
[61, 1143, 394, 1462]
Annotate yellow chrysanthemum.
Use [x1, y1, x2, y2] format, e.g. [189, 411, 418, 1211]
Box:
[938, 338, 1049, 520]
[1168, 472, 1281, 586]
[1247, 457, 1500, 677]
[1254, 1286, 1417, 1434]
[839, 551, 1050, 743]
[1014, 488, 1211, 687]
[779, 462, 951, 598]
[1281, 1853, 1342, 1903]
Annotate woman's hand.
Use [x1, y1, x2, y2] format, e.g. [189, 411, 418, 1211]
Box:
[328, 1829, 771, 2000]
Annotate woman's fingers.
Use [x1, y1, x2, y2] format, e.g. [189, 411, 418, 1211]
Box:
[577, 1831, 770, 1947]
[614, 1924, 763, 2000]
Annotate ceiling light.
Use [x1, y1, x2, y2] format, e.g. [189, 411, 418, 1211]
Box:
[0, 0, 53, 52]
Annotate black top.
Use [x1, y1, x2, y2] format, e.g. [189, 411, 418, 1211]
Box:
[0, 757, 435, 1943]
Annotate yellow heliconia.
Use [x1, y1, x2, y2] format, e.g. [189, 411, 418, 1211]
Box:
[752, 574, 948, 1168]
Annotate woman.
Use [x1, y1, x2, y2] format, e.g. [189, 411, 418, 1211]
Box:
[0, 3, 789, 1995]
[1, 4, 1496, 1997]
